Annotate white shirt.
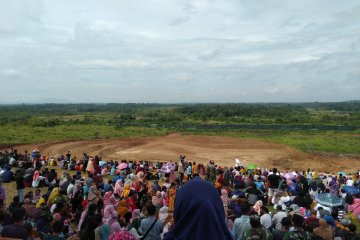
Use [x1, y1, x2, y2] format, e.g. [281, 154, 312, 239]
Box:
[67, 183, 75, 196]
[346, 179, 354, 186]
[272, 211, 288, 230]
[260, 213, 272, 229]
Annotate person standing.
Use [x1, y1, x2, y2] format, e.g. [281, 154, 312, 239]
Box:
[186, 162, 192, 180]
[178, 160, 184, 186]
[83, 153, 89, 173]
[15, 170, 25, 203]
[267, 168, 282, 205]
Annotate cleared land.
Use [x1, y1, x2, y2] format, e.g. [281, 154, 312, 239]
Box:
[8, 133, 359, 173]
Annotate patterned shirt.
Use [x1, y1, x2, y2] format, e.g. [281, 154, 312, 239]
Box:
[140, 216, 164, 240]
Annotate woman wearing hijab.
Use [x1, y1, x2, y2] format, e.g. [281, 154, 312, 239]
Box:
[103, 197, 121, 233]
[86, 158, 95, 173]
[164, 176, 233, 240]
[168, 185, 176, 213]
[329, 177, 339, 195]
[127, 209, 143, 237]
[159, 206, 172, 238]
[152, 191, 163, 211]
[220, 189, 230, 218]
[169, 169, 176, 183]
[114, 179, 123, 197]
[313, 218, 333, 240]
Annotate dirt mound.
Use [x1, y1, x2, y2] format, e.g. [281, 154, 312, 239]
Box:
[5, 133, 359, 173]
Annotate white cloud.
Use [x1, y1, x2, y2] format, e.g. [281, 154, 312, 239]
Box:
[0, 0, 359, 103]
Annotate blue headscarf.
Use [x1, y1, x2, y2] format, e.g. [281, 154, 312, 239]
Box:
[164, 177, 232, 240]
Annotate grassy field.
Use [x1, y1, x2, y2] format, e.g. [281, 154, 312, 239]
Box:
[186, 129, 360, 154]
[0, 124, 359, 155]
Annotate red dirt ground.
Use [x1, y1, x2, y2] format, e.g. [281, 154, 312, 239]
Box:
[5, 133, 360, 173]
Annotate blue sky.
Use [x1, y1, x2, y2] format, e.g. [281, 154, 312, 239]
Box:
[0, 0, 359, 103]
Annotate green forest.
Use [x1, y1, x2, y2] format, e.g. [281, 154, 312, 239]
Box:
[0, 102, 359, 154]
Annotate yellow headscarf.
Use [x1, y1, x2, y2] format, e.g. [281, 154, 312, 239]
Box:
[36, 197, 45, 208]
[48, 187, 59, 204]
[121, 185, 131, 198]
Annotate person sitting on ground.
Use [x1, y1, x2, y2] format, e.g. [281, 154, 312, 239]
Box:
[272, 205, 288, 230]
[284, 214, 311, 240]
[272, 216, 292, 240]
[313, 218, 333, 240]
[1, 207, 28, 239]
[242, 213, 273, 240]
[43, 220, 65, 240]
[232, 203, 252, 240]
[260, 206, 273, 231]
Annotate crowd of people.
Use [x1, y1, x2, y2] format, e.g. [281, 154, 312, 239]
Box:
[0, 148, 359, 240]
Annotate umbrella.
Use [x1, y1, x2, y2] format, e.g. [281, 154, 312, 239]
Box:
[316, 193, 342, 207]
[342, 186, 360, 195]
[247, 164, 257, 170]
[337, 171, 347, 176]
[284, 172, 296, 180]
[160, 162, 176, 173]
[99, 160, 107, 167]
[118, 163, 128, 170]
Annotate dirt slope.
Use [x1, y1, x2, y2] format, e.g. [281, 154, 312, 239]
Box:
[4, 133, 359, 173]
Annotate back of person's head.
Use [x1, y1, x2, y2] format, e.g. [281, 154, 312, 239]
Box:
[0, 208, 6, 223]
[348, 223, 356, 232]
[276, 205, 283, 212]
[249, 214, 261, 228]
[273, 168, 278, 174]
[281, 217, 292, 229]
[261, 206, 269, 214]
[88, 203, 98, 215]
[147, 204, 156, 216]
[292, 214, 304, 228]
[13, 196, 20, 203]
[52, 220, 64, 234]
[93, 214, 103, 226]
[242, 203, 251, 215]
[12, 207, 26, 222]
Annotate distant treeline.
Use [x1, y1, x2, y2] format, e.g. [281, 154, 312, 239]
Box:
[0, 101, 359, 127]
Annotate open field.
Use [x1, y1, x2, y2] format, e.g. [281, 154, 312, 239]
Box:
[5, 133, 359, 173]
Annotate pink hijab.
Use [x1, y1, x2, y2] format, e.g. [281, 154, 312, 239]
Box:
[130, 209, 141, 223]
[152, 191, 163, 207]
[103, 192, 114, 206]
[114, 180, 123, 196]
[169, 169, 176, 182]
[33, 170, 40, 181]
[220, 189, 229, 206]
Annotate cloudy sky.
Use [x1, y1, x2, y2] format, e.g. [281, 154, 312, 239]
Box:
[0, 0, 359, 103]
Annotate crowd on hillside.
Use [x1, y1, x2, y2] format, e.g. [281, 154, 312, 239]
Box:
[0, 148, 359, 240]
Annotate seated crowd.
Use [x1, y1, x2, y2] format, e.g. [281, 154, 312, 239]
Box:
[0, 148, 359, 240]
